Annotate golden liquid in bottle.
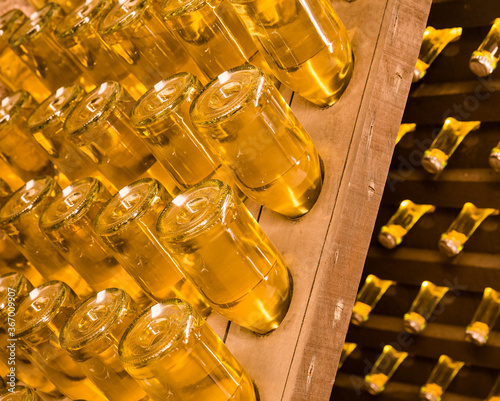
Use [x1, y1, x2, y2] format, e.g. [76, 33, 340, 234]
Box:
[131, 73, 232, 192]
[351, 275, 394, 325]
[191, 66, 323, 218]
[9, 4, 89, 92]
[0, 91, 56, 182]
[120, 300, 258, 401]
[94, 178, 211, 317]
[0, 10, 51, 103]
[231, 0, 353, 107]
[0, 177, 92, 297]
[60, 289, 149, 401]
[157, 180, 292, 334]
[40, 178, 151, 307]
[162, 0, 273, 82]
[55, 0, 147, 99]
[16, 282, 107, 400]
[99, 0, 205, 88]
[439, 203, 498, 257]
[65, 82, 174, 191]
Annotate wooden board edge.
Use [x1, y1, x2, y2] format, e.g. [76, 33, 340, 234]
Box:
[281, 0, 432, 400]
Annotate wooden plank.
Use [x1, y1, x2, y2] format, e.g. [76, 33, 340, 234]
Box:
[346, 315, 500, 370]
[402, 80, 500, 125]
[365, 247, 500, 293]
[223, 0, 432, 400]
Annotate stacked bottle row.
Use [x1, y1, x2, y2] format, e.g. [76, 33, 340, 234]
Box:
[339, 344, 487, 401]
[352, 275, 500, 346]
[413, 18, 500, 82]
[0, 0, 353, 109]
[0, 271, 259, 400]
[378, 199, 498, 257]
[396, 118, 500, 174]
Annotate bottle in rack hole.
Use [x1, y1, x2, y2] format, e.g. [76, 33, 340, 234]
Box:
[119, 299, 259, 400]
[351, 275, 395, 325]
[422, 118, 480, 174]
[60, 289, 149, 401]
[230, 0, 353, 107]
[156, 179, 293, 335]
[420, 355, 464, 401]
[413, 26, 462, 82]
[438, 202, 499, 257]
[364, 345, 408, 395]
[378, 199, 435, 249]
[470, 18, 500, 77]
[403, 281, 449, 334]
[465, 287, 500, 346]
[190, 65, 324, 218]
[395, 123, 416, 145]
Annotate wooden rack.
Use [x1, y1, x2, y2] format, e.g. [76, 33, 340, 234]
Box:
[332, 0, 500, 399]
[0, 0, 431, 399]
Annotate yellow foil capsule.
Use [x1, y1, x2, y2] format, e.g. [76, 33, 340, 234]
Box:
[379, 200, 435, 249]
[439, 202, 499, 257]
[351, 275, 395, 325]
[413, 26, 462, 83]
[422, 118, 480, 174]
[338, 342, 357, 369]
[404, 281, 449, 334]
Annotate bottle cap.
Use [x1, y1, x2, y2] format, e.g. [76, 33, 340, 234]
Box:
[469, 53, 494, 77]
